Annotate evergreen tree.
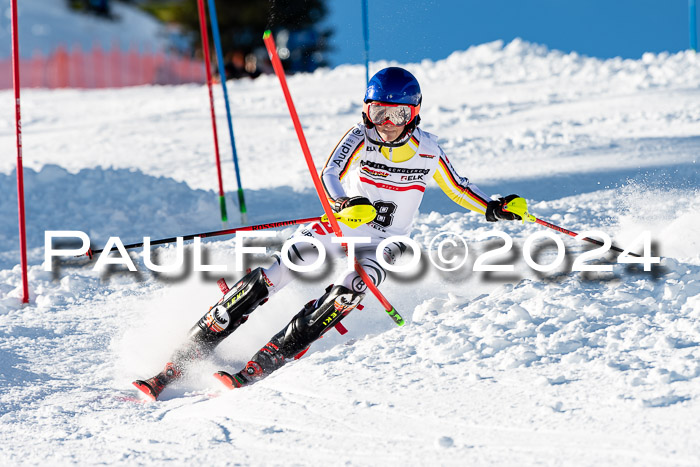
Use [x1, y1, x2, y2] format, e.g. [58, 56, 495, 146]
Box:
[141, 0, 332, 76]
[66, 0, 113, 18]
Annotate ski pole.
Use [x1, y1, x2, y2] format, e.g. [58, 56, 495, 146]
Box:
[503, 197, 641, 257]
[263, 30, 404, 327]
[196, 0, 228, 223]
[534, 218, 642, 256]
[206, 0, 247, 225]
[82, 216, 321, 259]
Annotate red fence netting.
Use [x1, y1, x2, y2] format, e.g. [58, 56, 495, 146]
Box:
[0, 44, 206, 89]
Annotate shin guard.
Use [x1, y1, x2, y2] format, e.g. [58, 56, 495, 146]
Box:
[221, 285, 364, 387]
[171, 268, 271, 371]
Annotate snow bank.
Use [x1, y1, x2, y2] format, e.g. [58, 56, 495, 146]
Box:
[425, 39, 700, 91]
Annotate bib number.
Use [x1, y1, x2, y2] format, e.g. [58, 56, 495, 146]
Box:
[373, 201, 397, 228]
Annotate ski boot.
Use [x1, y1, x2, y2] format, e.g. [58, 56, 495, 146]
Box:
[214, 284, 364, 389]
[132, 362, 181, 401]
[214, 361, 265, 389]
[133, 268, 271, 400]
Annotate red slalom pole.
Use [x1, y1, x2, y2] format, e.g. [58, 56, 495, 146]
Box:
[262, 31, 403, 326]
[11, 0, 29, 304]
[196, 0, 228, 223]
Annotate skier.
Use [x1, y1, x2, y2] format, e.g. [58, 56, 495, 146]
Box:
[134, 67, 524, 400]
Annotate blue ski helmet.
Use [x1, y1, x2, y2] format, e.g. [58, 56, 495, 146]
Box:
[364, 67, 422, 106]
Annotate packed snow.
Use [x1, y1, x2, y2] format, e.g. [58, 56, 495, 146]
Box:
[1, 40, 699, 465]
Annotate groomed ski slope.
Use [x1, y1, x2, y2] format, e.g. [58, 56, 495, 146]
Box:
[1, 40, 700, 465]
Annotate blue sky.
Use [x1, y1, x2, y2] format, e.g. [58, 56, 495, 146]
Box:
[325, 0, 696, 66]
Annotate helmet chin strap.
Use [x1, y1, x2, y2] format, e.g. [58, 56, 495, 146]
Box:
[363, 114, 420, 148]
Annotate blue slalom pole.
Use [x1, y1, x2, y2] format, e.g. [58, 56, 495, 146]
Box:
[691, 0, 698, 51]
[206, 0, 247, 224]
[361, 0, 370, 84]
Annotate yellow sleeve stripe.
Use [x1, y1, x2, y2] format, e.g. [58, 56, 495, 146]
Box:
[436, 158, 488, 210]
[433, 170, 486, 215]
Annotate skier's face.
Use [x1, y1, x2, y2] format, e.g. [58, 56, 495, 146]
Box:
[376, 122, 405, 142]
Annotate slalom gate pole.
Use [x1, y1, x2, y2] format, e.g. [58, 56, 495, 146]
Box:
[196, 0, 228, 223]
[206, 0, 247, 224]
[11, 0, 29, 304]
[262, 30, 404, 326]
[361, 0, 370, 84]
[83, 216, 321, 258]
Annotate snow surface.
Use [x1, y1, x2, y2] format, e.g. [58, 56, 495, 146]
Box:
[1, 40, 700, 465]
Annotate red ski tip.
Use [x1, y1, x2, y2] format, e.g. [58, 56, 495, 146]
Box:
[132, 380, 157, 401]
[213, 371, 237, 389]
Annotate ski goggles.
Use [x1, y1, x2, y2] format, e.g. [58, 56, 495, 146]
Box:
[364, 102, 420, 126]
